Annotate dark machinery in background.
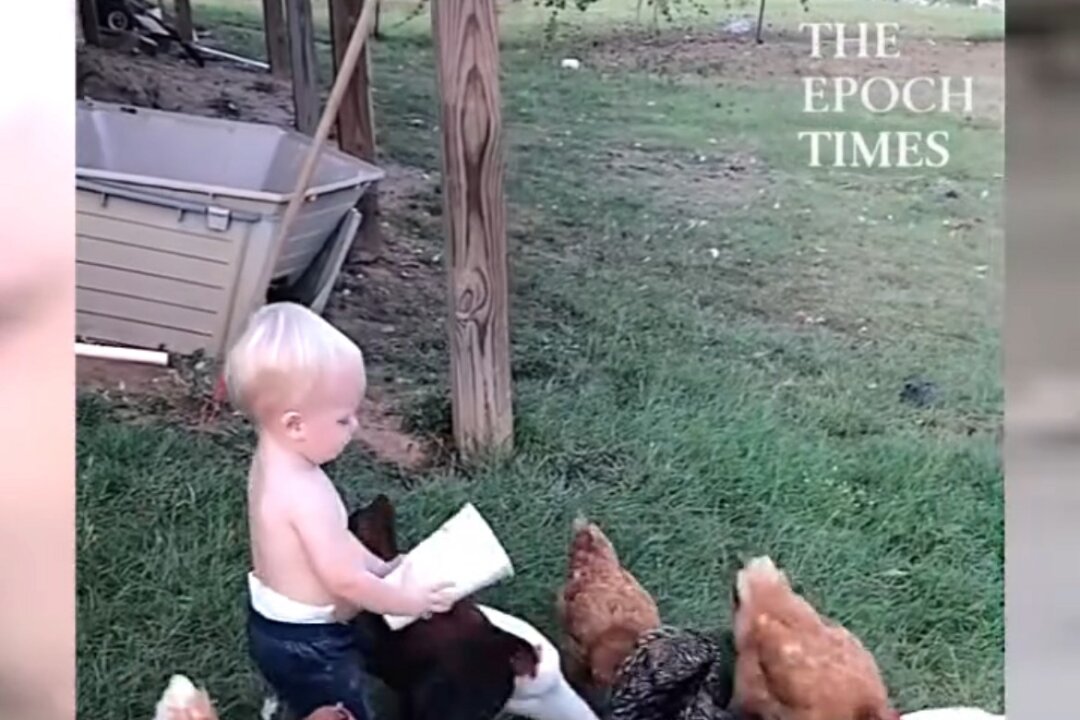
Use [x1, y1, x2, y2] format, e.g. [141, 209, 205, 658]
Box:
[93, 0, 204, 66]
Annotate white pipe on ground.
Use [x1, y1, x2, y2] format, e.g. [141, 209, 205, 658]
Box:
[193, 44, 271, 70]
[75, 342, 169, 367]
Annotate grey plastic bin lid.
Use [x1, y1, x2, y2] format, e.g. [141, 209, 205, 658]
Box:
[75, 100, 384, 203]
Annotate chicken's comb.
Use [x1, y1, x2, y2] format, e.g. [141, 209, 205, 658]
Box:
[744, 555, 779, 574]
[571, 512, 591, 533]
[735, 555, 786, 602]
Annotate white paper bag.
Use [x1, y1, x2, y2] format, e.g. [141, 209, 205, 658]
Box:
[382, 503, 514, 630]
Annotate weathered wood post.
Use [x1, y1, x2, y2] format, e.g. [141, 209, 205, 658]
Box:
[431, 0, 514, 460]
[329, 0, 384, 261]
[262, 0, 292, 77]
[174, 0, 195, 42]
[285, 0, 320, 134]
[78, 0, 101, 46]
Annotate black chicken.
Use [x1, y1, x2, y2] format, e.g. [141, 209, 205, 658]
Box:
[608, 626, 742, 720]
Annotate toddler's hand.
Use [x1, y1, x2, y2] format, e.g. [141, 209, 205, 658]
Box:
[382, 554, 405, 576]
[398, 559, 456, 616]
[420, 580, 456, 614]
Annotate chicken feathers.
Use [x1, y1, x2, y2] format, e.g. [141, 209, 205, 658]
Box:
[557, 516, 661, 690]
[731, 556, 899, 720]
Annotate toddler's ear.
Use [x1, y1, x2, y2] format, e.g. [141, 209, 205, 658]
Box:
[281, 410, 304, 438]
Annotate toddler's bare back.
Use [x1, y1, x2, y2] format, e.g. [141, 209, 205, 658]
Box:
[248, 455, 348, 614]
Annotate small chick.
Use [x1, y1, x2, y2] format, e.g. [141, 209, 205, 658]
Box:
[557, 515, 661, 690]
[153, 674, 354, 720]
[730, 556, 900, 720]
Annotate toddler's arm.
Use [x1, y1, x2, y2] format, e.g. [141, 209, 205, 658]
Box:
[351, 541, 401, 578]
[291, 497, 452, 616]
[368, 553, 404, 578]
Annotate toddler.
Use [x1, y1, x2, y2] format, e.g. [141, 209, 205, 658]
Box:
[225, 302, 455, 719]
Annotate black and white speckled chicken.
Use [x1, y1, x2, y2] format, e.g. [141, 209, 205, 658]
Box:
[608, 626, 742, 720]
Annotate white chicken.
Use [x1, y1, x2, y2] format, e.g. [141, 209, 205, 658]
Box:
[901, 709, 1003, 720]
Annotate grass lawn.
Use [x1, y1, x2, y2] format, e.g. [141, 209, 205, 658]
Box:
[77, 0, 1003, 717]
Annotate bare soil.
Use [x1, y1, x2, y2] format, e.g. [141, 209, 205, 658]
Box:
[583, 30, 1004, 125]
[78, 43, 296, 125]
[77, 352, 437, 470]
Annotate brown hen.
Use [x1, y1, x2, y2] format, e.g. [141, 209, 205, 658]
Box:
[557, 515, 661, 691]
[730, 556, 900, 720]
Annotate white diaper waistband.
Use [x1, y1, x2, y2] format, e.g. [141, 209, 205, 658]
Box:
[247, 572, 338, 624]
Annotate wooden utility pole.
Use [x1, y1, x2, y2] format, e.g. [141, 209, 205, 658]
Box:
[174, 0, 195, 42]
[262, 0, 291, 78]
[431, 0, 514, 460]
[329, 0, 384, 261]
[285, 0, 320, 135]
[78, 0, 101, 46]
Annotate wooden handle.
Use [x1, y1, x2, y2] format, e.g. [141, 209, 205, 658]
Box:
[252, 0, 381, 315]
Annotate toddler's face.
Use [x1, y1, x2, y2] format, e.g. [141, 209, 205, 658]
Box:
[294, 370, 364, 465]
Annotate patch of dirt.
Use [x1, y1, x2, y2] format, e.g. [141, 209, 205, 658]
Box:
[76, 355, 223, 430]
[78, 355, 437, 471]
[78, 356, 175, 396]
[324, 163, 449, 395]
[75, 44, 448, 470]
[78, 44, 297, 125]
[353, 387, 438, 470]
[583, 30, 1004, 125]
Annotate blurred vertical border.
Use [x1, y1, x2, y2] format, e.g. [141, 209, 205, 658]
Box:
[0, 2, 76, 719]
[1005, 0, 1080, 716]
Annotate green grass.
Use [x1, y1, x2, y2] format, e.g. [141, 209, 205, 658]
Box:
[79, 0, 1002, 717]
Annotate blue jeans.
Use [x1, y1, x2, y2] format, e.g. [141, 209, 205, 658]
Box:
[247, 604, 374, 719]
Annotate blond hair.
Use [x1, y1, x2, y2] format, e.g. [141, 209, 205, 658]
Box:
[224, 302, 365, 420]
